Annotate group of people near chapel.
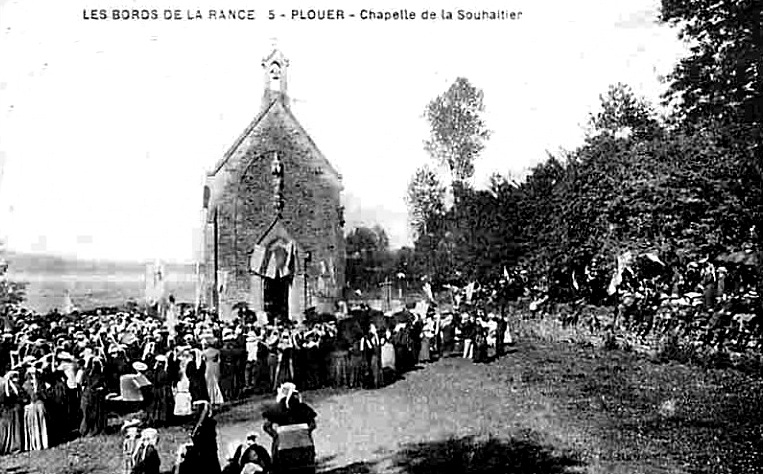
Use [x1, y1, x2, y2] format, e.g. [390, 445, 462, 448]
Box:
[0, 297, 514, 462]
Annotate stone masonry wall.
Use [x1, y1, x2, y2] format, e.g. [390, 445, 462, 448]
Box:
[201, 100, 345, 318]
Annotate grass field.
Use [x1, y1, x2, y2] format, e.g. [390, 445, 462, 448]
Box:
[3, 340, 763, 474]
[8, 273, 197, 314]
[4, 251, 197, 313]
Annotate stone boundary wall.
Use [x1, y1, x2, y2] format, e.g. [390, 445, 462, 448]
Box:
[510, 303, 763, 373]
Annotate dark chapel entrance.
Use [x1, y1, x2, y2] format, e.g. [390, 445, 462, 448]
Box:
[264, 276, 290, 323]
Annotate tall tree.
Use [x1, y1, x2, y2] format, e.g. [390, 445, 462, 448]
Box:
[345, 226, 394, 291]
[588, 83, 661, 139]
[660, 0, 763, 254]
[660, 0, 763, 131]
[405, 165, 446, 240]
[424, 77, 491, 184]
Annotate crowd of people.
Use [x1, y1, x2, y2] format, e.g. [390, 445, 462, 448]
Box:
[0, 296, 514, 463]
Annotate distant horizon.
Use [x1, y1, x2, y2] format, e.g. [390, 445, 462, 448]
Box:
[3, 225, 411, 268]
[3, 248, 197, 267]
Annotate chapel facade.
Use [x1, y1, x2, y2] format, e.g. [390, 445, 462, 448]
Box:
[199, 48, 346, 322]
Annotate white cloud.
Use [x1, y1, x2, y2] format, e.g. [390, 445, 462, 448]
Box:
[0, 0, 688, 261]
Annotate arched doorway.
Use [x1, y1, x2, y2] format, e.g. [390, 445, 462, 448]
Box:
[264, 276, 290, 323]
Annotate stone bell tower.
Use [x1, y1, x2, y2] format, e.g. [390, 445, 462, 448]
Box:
[262, 48, 289, 107]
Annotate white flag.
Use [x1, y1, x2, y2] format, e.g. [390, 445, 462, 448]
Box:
[423, 282, 434, 302]
[465, 282, 476, 304]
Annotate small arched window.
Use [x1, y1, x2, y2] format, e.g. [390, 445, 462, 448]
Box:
[269, 61, 282, 91]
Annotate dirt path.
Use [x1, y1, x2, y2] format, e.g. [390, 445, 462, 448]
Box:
[216, 348, 688, 474]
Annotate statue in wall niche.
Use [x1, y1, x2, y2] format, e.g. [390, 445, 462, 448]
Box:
[271, 152, 285, 215]
[271, 152, 283, 178]
[337, 206, 345, 227]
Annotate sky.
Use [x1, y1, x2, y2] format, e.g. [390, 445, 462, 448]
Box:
[0, 0, 689, 263]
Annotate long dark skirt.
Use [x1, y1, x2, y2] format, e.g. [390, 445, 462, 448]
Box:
[79, 388, 106, 436]
[66, 388, 81, 434]
[0, 405, 24, 454]
[24, 401, 48, 450]
[256, 356, 271, 394]
[418, 338, 431, 363]
[368, 354, 383, 389]
[302, 349, 322, 390]
[347, 354, 364, 389]
[44, 385, 68, 445]
[328, 351, 348, 388]
[273, 446, 316, 474]
[271, 430, 315, 474]
[473, 340, 489, 363]
[275, 352, 295, 388]
[267, 353, 279, 391]
[147, 386, 174, 427]
[382, 368, 396, 386]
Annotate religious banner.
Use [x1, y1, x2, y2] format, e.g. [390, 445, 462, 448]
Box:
[281, 241, 295, 278]
[251, 244, 268, 276]
[145, 261, 166, 306]
[217, 270, 228, 296]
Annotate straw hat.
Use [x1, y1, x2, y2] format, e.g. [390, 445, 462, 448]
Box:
[132, 361, 148, 372]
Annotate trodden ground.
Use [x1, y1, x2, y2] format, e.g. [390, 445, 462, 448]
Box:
[3, 340, 763, 474]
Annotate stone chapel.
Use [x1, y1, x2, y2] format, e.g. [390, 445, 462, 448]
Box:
[199, 48, 346, 322]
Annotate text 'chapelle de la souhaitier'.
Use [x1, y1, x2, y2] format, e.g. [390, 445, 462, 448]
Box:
[82, 8, 524, 21]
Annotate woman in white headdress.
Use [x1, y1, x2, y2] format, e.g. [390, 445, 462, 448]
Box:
[262, 383, 317, 473]
[147, 354, 174, 427]
[79, 356, 107, 436]
[132, 427, 161, 474]
[0, 370, 24, 454]
[22, 366, 49, 450]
